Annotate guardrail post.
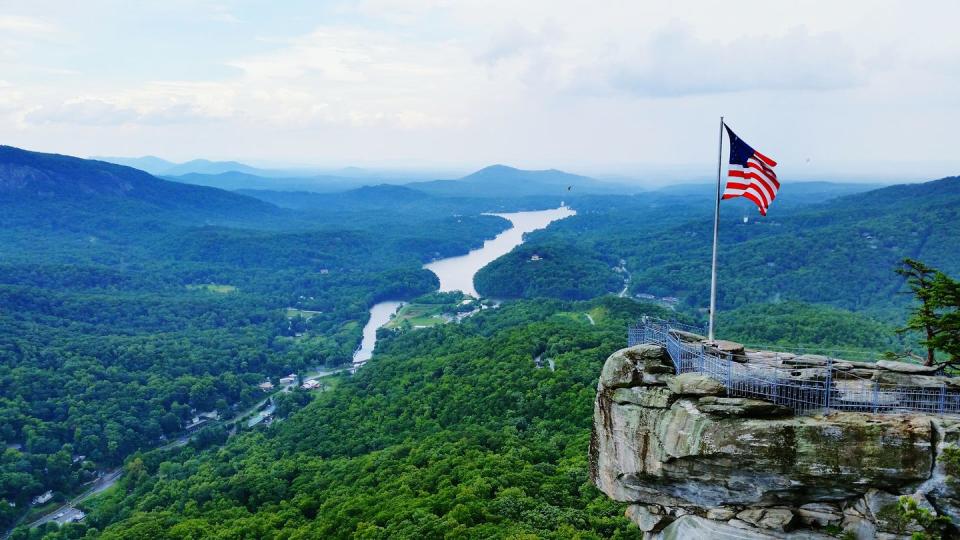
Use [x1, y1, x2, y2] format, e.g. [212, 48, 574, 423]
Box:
[940, 384, 947, 414]
[824, 358, 832, 412]
[726, 355, 732, 397]
[872, 380, 880, 414]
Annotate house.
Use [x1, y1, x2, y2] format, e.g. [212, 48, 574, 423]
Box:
[185, 417, 210, 431]
[65, 509, 86, 523]
[302, 379, 320, 389]
[258, 381, 274, 391]
[636, 293, 656, 300]
[279, 374, 297, 385]
[31, 490, 53, 506]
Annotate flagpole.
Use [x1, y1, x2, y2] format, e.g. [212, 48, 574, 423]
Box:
[708, 116, 724, 343]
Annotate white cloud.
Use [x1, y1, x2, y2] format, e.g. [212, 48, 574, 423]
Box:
[0, 0, 958, 172]
[23, 95, 233, 127]
[601, 26, 865, 97]
[0, 80, 23, 112]
[220, 26, 485, 129]
[0, 15, 58, 35]
[25, 100, 139, 126]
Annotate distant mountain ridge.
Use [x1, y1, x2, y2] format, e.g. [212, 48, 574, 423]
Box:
[158, 163, 633, 197]
[0, 145, 281, 226]
[94, 155, 284, 177]
[238, 184, 430, 210]
[407, 164, 633, 197]
[166, 171, 374, 193]
[94, 155, 445, 181]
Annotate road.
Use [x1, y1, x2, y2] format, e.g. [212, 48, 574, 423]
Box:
[24, 469, 122, 530]
[11, 367, 347, 536]
[618, 269, 631, 297]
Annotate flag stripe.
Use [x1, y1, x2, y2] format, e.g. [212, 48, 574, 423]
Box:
[727, 169, 776, 201]
[753, 150, 777, 167]
[747, 159, 779, 187]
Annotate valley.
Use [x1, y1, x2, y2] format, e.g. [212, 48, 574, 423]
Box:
[353, 206, 577, 366]
[5, 6, 957, 538]
[1, 147, 958, 540]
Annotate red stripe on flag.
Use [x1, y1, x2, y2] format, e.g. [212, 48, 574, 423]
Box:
[746, 183, 769, 207]
[753, 150, 777, 167]
[747, 161, 780, 188]
[751, 175, 777, 202]
[740, 191, 767, 215]
[731, 170, 778, 200]
[724, 181, 750, 191]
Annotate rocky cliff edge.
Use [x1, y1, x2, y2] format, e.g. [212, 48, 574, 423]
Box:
[590, 344, 960, 539]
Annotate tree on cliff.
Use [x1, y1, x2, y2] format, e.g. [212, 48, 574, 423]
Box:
[898, 258, 960, 367]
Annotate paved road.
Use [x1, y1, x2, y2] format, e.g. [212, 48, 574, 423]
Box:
[25, 470, 122, 530]
[10, 367, 347, 536]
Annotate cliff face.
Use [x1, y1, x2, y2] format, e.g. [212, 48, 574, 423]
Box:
[590, 344, 960, 539]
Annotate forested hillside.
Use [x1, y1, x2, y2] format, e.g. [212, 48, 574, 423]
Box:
[3, 145, 952, 536]
[0, 147, 538, 527]
[18, 294, 916, 540]
[508, 177, 960, 322]
[474, 243, 622, 300]
[21, 298, 676, 540]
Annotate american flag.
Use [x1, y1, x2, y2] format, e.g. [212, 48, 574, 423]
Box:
[722, 124, 779, 215]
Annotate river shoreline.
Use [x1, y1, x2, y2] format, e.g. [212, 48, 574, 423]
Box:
[352, 206, 575, 365]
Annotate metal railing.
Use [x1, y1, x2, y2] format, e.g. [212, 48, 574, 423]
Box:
[628, 318, 959, 416]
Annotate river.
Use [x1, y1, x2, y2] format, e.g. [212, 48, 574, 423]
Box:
[352, 300, 404, 365]
[352, 206, 575, 365]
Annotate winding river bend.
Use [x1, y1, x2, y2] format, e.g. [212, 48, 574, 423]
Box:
[352, 206, 575, 365]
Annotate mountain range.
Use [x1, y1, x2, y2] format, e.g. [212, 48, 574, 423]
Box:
[1, 146, 910, 229]
[405, 164, 633, 197]
[97, 154, 637, 197]
[93, 155, 293, 177]
[0, 146, 282, 232]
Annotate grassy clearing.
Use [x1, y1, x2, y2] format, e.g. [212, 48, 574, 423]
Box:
[186, 283, 238, 294]
[78, 482, 120, 514]
[587, 305, 609, 323]
[285, 307, 323, 319]
[384, 303, 447, 329]
[552, 312, 585, 324]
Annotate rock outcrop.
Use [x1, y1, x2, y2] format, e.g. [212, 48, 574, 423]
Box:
[590, 344, 960, 539]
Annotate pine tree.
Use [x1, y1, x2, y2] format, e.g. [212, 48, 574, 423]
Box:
[897, 259, 960, 367]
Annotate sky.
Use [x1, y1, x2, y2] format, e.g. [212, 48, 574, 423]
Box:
[1, 0, 959, 181]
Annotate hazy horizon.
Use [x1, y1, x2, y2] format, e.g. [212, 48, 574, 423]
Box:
[85, 152, 953, 187]
[2, 0, 959, 182]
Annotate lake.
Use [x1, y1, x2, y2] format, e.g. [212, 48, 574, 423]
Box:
[352, 206, 575, 365]
[424, 206, 576, 297]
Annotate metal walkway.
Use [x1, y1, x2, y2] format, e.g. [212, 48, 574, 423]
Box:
[629, 319, 959, 416]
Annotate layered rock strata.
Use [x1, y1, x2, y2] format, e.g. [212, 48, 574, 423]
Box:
[590, 344, 960, 539]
